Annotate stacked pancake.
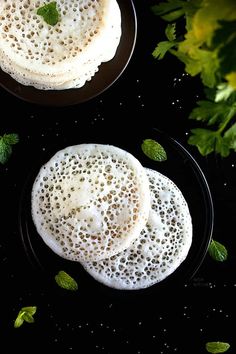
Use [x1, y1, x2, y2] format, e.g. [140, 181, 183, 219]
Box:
[31, 144, 192, 290]
[0, 0, 121, 90]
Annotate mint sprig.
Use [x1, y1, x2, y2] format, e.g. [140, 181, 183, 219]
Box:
[0, 133, 19, 164]
[37, 2, 59, 26]
[55, 270, 78, 291]
[14, 306, 37, 328]
[206, 341, 230, 353]
[141, 139, 167, 161]
[208, 240, 228, 262]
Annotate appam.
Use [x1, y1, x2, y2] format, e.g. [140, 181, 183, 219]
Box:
[82, 168, 193, 290]
[0, 0, 121, 89]
[31, 144, 150, 262]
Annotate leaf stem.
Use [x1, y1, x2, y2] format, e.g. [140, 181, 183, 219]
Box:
[217, 106, 236, 134]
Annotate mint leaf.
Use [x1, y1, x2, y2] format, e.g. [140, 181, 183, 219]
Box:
[37, 2, 59, 26]
[3, 133, 19, 145]
[22, 313, 35, 323]
[21, 306, 37, 316]
[14, 313, 25, 328]
[55, 270, 78, 291]
[141, 139, 167, 161]
[0, 141, 12, 164]
[152, 41, 176, 60]
[0, 133, 19, 164]
[208, 240, 228, 262]
[206, 341, 230, 353]
[14, 306, 37, 328]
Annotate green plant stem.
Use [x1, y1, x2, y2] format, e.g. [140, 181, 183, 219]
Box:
[218, 106, 236, 134]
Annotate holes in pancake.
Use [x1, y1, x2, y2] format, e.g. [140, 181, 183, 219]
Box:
[0, 0, 121, 85]
[31, 144, 150, 262]
[82, 168, 193, 290]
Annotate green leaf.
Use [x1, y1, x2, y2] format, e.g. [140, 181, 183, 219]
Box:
[165, 23, 176, 41]
[189, 100, 231, 126]
[21, 306, 37, 316]
[206, 341, 230, 353]
[215, 83, 235, 102]
[199, 51, 219, 88]
[225, 89, 236, 105]
[226, 71, 236, 90]
[178, 38, 219, 87]
[55, 270, 78, 291]
[204, 87, 217, 101]
[171, 49, 202, 76]
[14, 307, 37, 328]
[218, 36, 236, 76]
[212, 20, 236, 48]
[23, 313, 35, 323]
[151, 1, 184, 17]
[0, 133, 19, 164]
[141, 139, 167, 161]
[152, 0, 236, 157]
[212, 19, 236, 77]
[215, 135, 230, 157]
[151, 0, 193, 21]
[223, 122, 236, 150]
[3, 133, 19, 145]
[37, 2, 59, 26]
[0, 140, 12, 164]
[208, 240, 228, 262]
[152, 41, 176, 60]
[182, 0, 202, 17]
[188, 129, 218, 155]
[161, 8, 185, 22]
[14, 312, 25, 328]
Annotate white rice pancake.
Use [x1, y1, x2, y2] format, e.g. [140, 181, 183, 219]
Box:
[0, 0, 121, 89]
[82, 168, 192, 290]
[31, 144, 150, 262]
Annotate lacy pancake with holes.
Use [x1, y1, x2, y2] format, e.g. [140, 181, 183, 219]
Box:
[0, 0, 121, 89]
[31, 144, 150, 262]
[82, 168, 192, 289]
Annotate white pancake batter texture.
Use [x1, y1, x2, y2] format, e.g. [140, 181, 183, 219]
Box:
[82, 168, 192, 289]
[0, 0, 121, 89]
[31, 144, 150, 262]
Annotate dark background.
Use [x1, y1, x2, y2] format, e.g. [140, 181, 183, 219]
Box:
[0, 0, 235, 352]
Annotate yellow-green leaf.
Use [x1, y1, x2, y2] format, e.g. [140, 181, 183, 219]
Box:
[55, 271, 78, 291]
[206, 341, 230, 353]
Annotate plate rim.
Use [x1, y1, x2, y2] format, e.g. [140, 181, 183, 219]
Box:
[0, 0, 137, 106]
[18, 128, 214, 294]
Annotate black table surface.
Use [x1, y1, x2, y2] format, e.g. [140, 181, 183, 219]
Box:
[1, 1, 235, 352]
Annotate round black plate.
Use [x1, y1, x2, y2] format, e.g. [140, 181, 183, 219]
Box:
[18, 127, 213, 297]
[0, 0, 137, 106]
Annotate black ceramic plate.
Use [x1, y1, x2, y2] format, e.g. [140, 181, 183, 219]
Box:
[18, 126, 214, 298]
[0, 0, 136, 106]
